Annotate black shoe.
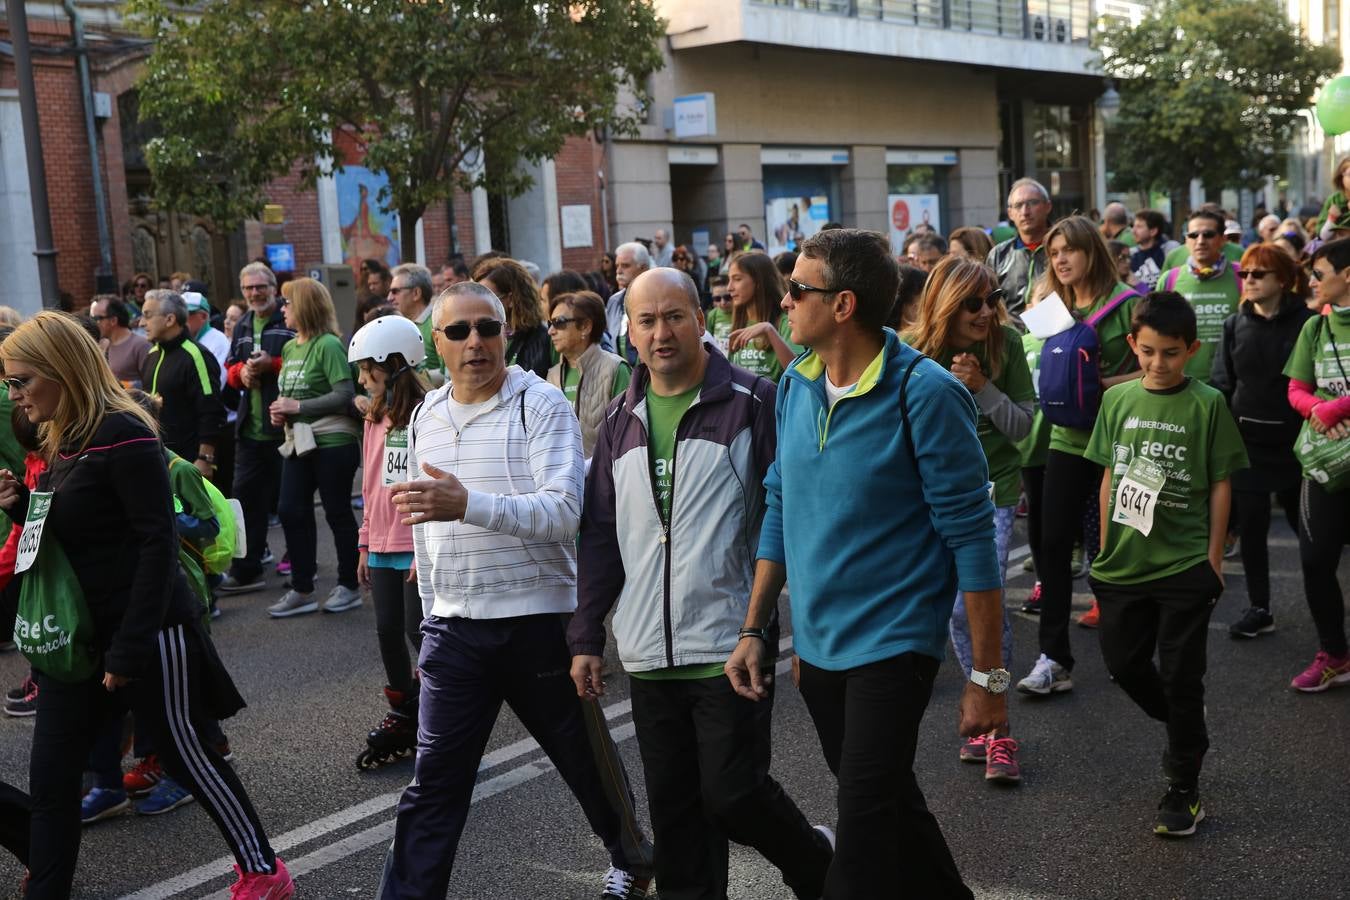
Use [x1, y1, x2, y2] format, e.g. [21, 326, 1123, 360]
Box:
[1154, 784, 1204, 837]
[217, 573, 264, 594]
[1229, 606, 1275, 639]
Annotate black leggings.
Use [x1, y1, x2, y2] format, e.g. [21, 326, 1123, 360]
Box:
[28, 624, 276, 899]
[1298, 478, 1350, 657]
[370, 565, 423, 694]
[1022, 466, 1045, 577]
[1038, 450, 1104, 671]
[1235, 487, 1300, 611]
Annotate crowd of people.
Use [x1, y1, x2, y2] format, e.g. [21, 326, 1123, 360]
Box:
[0, 168, 1343, 899]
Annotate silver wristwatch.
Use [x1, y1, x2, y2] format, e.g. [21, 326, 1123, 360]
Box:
[970, 667, 1011, 695]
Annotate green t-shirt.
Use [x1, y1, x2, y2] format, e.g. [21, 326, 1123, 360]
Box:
[0, 393, 26, 476]
[932, 326, 1034, 507]
[729, 314, 800, 383]
[706, 307, 733, 353]
[416, 311, 443, 377]
[1016, 332, 1052, 468]
[1283, 310, 1350, 398]
[1159, 265, 1241, 383]
[1162, 241, 1243, 272]
[1084, 378, 1248, 585]
[645, 382, 701, 525]
[561, 358, 632, 408]
[278, 333, 357, 447]
[1048, 283, 1139, 457]
[245, 314, 270, 440]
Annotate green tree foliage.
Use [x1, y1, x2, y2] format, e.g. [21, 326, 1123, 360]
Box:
[1100, 0, 1341, 200]
[126, 0, 666, 258]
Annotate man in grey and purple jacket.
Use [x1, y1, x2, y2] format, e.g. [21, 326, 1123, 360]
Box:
[569, 267, 833, 900]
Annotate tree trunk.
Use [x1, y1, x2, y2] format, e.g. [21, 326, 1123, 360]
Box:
[399, 206, 425, 264]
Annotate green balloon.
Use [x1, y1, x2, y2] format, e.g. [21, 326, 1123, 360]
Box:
[1317, 76, 1350, 136]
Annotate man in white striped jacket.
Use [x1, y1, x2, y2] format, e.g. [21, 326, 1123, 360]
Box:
[378, 282, 653, 900]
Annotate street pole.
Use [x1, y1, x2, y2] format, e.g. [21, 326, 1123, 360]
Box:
[10, 0, 61, 308]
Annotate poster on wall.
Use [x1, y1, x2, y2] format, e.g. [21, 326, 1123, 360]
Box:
[766, 196, 829, 255]
[337, 166, 401, 272]
[888, 194, 941, 255]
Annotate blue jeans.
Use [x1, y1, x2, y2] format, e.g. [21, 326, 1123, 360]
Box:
[949, 505, 1015, 677]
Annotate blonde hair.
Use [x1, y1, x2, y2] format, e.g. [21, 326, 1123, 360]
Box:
[0, 312, 157, 460]
[0, 307, 24, 328]
[904, 256, 1007, 378]
[282, 278, 340, 340]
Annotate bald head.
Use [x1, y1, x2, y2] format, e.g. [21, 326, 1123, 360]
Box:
[1103, 202, 1130, 226]
[626, 267, 701, 313]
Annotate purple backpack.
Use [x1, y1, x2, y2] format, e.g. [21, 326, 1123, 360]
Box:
[1038, 285, 1137, 430]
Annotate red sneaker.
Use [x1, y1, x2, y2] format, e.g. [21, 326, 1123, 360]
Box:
[985, 736, 1022, 784]
[229, 858, 294, 899]
[1076, 599, 1100, 629]
[123, 755, 163, 798]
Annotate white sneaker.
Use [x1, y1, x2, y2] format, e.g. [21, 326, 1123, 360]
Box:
[267, 590, 318, 618]
[1016, 653, 1073, 695]
[322, 585, 363, 613]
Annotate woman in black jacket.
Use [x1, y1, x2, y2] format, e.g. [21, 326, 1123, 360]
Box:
[0, 312, 292, 899]
[473, 257, 553, 377]
[1211, 244, 1316, 639]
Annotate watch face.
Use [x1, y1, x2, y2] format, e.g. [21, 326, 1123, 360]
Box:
[986, 668, 1011, 694]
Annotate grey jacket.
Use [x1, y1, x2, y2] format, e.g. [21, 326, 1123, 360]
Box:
[568, 349, 778, 672]
[987, 236, 1048, 316]
[547, 343, 628, 457]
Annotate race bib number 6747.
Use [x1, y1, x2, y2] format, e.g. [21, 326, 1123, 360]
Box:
[1112, 457, 1166, 537]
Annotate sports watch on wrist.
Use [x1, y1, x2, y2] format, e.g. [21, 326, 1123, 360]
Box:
[970, 667, 1011, 694]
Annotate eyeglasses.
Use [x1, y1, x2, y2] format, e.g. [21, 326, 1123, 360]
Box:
[547, 316, 576, 331]
[1008, 200, 1046, 211]
[241, 283, 271, 293]
[440, 319, 504, 341]
[1186, 230, 1220, 240]
[134, 282, 151, 290]
[1237, 270, 1272, 280]
[1311, 266, 1343, 282]
[388, 285, 412, 295]
[712, 294, 731, 304]
[672, 255, 690, 262]
[962, 288, 1005, 314]
[4, 374, 35, 393]
[787, 278, 837, 301]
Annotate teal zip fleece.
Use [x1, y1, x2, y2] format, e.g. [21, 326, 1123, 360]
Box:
[758, 329, 1001, 670]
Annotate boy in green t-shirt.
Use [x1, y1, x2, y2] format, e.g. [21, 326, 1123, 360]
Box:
[705, 275, 733, 354]
[1084, 292, 1247, 839]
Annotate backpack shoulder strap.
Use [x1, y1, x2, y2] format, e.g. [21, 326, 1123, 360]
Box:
[1086, 285, 1137, 329]
[1163, 267, 1181, 292]
[898, 353, 926, 470]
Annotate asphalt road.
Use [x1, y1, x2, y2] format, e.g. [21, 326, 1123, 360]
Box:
[0, 512, 1345, 900]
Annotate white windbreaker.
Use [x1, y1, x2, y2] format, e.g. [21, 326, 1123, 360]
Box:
[408, 367, 584, 619]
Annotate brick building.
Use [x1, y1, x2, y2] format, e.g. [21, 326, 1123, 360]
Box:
[0, 2, 616, 320]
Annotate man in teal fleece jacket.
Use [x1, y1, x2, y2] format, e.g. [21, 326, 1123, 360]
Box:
[726, 228, 1008, 898]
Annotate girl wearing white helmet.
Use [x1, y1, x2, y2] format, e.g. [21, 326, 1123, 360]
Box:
[347, 312, 431, 769]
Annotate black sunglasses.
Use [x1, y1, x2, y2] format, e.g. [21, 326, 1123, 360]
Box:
[547, 316, 576, 330]
[712, 293, 731, 304]
[962, 288, 1005, 314]
[1186, 230, 1220, 240]
[440, 320, 504, 341]
[1311, 266, 1345, 282]
[787, 278, 837, 302]
[1237, 269, 1272, 280]
[4, 374, 35, 393]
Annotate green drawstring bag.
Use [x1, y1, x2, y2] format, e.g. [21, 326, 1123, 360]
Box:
[12, 492, 99, 682]
[1294, 419, 1350, 494]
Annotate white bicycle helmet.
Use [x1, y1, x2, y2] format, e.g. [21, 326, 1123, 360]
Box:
[348, 314, 426, 367]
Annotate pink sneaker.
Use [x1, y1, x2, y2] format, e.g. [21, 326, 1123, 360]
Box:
[1290, 651, 1350, 693]
[229, 858, 294, 899]
[985, 736, 1022, 784]
[959, 733, 987, 763]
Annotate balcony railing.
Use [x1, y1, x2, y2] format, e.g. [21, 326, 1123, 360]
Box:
[753, 0, 1093, 45]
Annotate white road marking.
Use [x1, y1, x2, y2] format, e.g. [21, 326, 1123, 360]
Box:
[123, 645, 794, 899]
